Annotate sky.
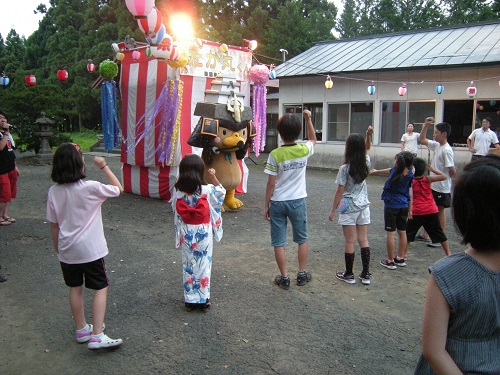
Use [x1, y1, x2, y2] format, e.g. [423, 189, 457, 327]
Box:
[0, 0, 344, 40]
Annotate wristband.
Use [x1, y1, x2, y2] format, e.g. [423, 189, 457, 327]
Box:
[100, 164, 108, 170]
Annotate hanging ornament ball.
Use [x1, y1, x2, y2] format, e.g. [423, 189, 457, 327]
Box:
[219, 43, 228, 53]
[25, 74, 36, 86]
[436, 85, 444, 95]
[269, 69, 277, 80]
[132, 50, 141, 61]
[398, 84, 407, 96]
[250, 64, 270, 85]
[367, 84, 376, 95]
[87, 61, 96, 73]
[57, 70, 68, 81]
[146, 46, 152, 58]
[99, 60, 119, 80]
[325, 76, 333, 90]
[115, 52, 125, 61]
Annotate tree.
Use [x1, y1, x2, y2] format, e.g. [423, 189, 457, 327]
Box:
[261, 0, 337, 62]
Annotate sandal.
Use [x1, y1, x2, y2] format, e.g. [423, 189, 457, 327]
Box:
[0, 219, 11, 226]
[3, 217, 15, 223]
[202, 300, 211, 313]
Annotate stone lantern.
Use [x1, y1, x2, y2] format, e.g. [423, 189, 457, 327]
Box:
[35, 112, 55, 164]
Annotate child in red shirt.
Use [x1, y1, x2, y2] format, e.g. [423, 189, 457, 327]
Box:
[401, 158, 451, 263]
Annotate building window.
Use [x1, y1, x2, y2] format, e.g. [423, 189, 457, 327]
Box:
[327, 102, 374, 141]
[381, 101, 435, 143]
[283, 103, 322, 141]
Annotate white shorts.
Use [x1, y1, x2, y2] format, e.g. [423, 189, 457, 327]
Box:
[338, 207, 371, 226]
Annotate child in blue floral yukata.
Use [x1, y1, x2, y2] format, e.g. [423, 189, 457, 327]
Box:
[172, 154, 225, 312]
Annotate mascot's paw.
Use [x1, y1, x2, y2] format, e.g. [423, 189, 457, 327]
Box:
[224, 197, 244, 210]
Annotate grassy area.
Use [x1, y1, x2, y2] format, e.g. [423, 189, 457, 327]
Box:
[62, 129, 101, 151]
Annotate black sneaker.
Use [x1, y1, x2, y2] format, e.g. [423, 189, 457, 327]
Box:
[336, 271, 356, 284]
[380, 259, 397, 270]
[297, 271, 312, 286]
[359, 272, 371, 285]
[274, 275, 290, 290]
[394, 257, 406, 267]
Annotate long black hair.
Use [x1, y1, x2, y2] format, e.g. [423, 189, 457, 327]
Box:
[174, 154, 205, 195]
[51, 143, 86, 183]
[344, 133, 369, 184]
[389, 151, 414, 184]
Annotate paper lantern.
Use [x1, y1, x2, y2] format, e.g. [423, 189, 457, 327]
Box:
[325, 76, 333, 90]
[490, 100, 496, 106]
[1, 75, 9, 86]
[86, 60, 96, 73]
[146, 24, 166, 47]
[150, 36, 174, 61]
[125, 0, 155, 20]
[242, 39, 258, 50]
[467, 81, 477, 98]
[269, 69, 277, 80]
[219, 44, 228, 53]
[132, 50, 141, 61]
[436, 84, 444, 94]
[367, 84, 376, 95]
[57, 70, 68, 81]
[25, 74, 36, 86]
[479, 105, 484, 111]
[145, 46, 152, 58]
[398, 83, 407, 96]
[115, 52, 125, 61]
[137, 7, 162, 37]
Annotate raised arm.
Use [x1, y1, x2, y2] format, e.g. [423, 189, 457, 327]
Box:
[93, 156, 124, 193]
[418, 117, 433, 146]
[303, 110, 317, 144]
[365, 126, 373, 153]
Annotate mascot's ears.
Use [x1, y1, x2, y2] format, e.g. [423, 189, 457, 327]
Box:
[201, 118, 219, 136]
[249, 120, 257, 137]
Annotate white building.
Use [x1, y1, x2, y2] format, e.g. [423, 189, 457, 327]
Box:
[274, 21, 500, 170]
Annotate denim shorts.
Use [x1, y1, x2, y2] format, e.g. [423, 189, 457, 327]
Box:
[270, 198, 308, 247]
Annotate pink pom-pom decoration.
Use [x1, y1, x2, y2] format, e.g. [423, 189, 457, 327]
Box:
[249, 65, 270, 85]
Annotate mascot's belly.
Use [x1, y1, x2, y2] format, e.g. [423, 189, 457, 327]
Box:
[206, 152, 241, 190]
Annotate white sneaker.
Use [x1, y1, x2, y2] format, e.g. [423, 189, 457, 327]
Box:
[75, 323, 106, 343]
[88, 333, 122, 350]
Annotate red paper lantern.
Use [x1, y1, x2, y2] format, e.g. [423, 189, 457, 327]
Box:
[87, 61, 96, 73]
[25, 74, 36, 86]
[57, 70, 68, 81]
[125, 0, 155, 20]
[137, 7, 163, 37]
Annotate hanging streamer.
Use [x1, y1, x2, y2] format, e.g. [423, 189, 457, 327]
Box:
[125, 79, 183, 166]
[252, 84, 267, 157]
[101, 80, 120, 152]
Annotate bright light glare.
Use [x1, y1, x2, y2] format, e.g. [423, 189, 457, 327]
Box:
[169, 12, 194, 40]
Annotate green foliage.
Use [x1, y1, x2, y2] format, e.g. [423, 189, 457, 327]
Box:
[99, 60, 119, 80]
[61, 129, 100, 151]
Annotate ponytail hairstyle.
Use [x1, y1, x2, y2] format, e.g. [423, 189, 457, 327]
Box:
[175, 154, 205, 195]
[390, 151, 414, 184]
[344, 133, 369, 184]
